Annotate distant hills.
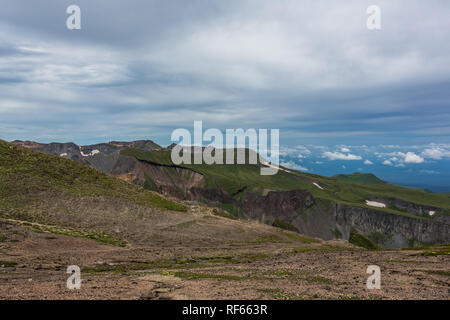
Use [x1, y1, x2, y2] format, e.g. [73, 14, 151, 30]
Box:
[333, 172, 387, 185]
[5, 139, 450, 249]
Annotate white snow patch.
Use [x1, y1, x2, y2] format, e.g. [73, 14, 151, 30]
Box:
[428, 210, 436, 216]
[260, 160, 292, 173]
[270, 163, 292, 173]
[312, 182, 324, 190]
[80, 149, 100, 157]
[59, 153, 67, 157]
[365, 200, 386, 208]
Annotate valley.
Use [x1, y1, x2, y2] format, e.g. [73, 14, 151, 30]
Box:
[9, 139, 450, 249]
[0, 139, 448, 300]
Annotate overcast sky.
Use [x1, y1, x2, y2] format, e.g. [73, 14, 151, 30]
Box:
[1, 0, 449, 189]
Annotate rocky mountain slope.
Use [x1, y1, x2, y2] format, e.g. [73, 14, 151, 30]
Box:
[1, 140, 186, 246]
[10, 139, 450, 249]
[1, 139, 449, 300]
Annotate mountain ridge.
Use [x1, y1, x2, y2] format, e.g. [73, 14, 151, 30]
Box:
[8, 139, 450, 248]
[332, 172, 387, 185]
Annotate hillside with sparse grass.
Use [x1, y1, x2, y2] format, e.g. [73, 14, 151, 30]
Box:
[0, 139, 449, 300]
[0, 141, 186, 228]
[333, 172, 387, 185]
[121, 148, 450, 214]
[119, 147, 450, 248]
[3, 140, 449, 249]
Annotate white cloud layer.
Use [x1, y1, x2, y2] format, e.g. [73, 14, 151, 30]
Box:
[422, 146, 450, 160]
[0, 1, 449, 149]
[404, 152, 424, 164]
[323, 152, 362, 161]
[280, 161, 308, 172]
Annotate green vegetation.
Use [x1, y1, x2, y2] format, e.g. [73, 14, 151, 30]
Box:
[418, 270, 450, 276]
[331, 228, 343, 239]
[0, 140, 186, 218]
[0, 234, 6, 242]
[143, 174, 158, 192]
[389, 204, 408, 213]
[290, 244, 354, 254]
[412, 251, 450, 257]
[5, 218, 126, 247]
[282, 231, 319, 244]
[333, 173, 387, 185]
[251, 234, 283, 244]
[121, 148, 316, 196]
[407, 238, 416, 248]
[212, 208, 238, 220]
[349, 229, 381, 250]
[121, 147, 450, 218]
[272, 219, 299, 232]
[169, 267, 337, 285]
[257, 288, 310, 300]
[370, 231, 393, 246]
[338, 293, 386, 300]
[217, 203, 240, 217]
[0, 261, 17, 267]
[171, 271, 248, 281]
[403, 244, 450, 256]
[290, 246, 321, 253]
[83, 253, 271, 274]
[258, 288, 291, 300]
[402, 243, 450, 250]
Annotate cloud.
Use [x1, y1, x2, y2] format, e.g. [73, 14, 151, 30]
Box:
[377, 149, 428, 166]
[420, 169, 440, 175]
[422, 146, 450, 160]
[0, 0, 450, 151]
[296, 146, 311, 155]
[280, 161, 308, 172]
[323, 151, 362, 161]
[404, 152, 424, 164]
[364, 160, 373, 165]
[279, 145, 311, 157]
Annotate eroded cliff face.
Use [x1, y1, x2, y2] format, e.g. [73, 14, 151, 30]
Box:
[369, 197, 442, 217]
[203, 188, 450, 249]
[10, 140, 449, 248]
[189, 187, 235, 204]
[154, 177, 450, 248]
[241, 190, 315, 224]
[111, 155, 204, 199]
[334, 204, 450, 248]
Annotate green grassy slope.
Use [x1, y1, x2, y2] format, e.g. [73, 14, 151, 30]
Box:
[121, 148, 450, 215]
[121, 148, 313, 195]
[333, 173, 387, 185]
[0, 140, 186, 220]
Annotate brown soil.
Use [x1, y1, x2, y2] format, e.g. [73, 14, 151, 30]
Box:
[0, 203, 448, 300]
